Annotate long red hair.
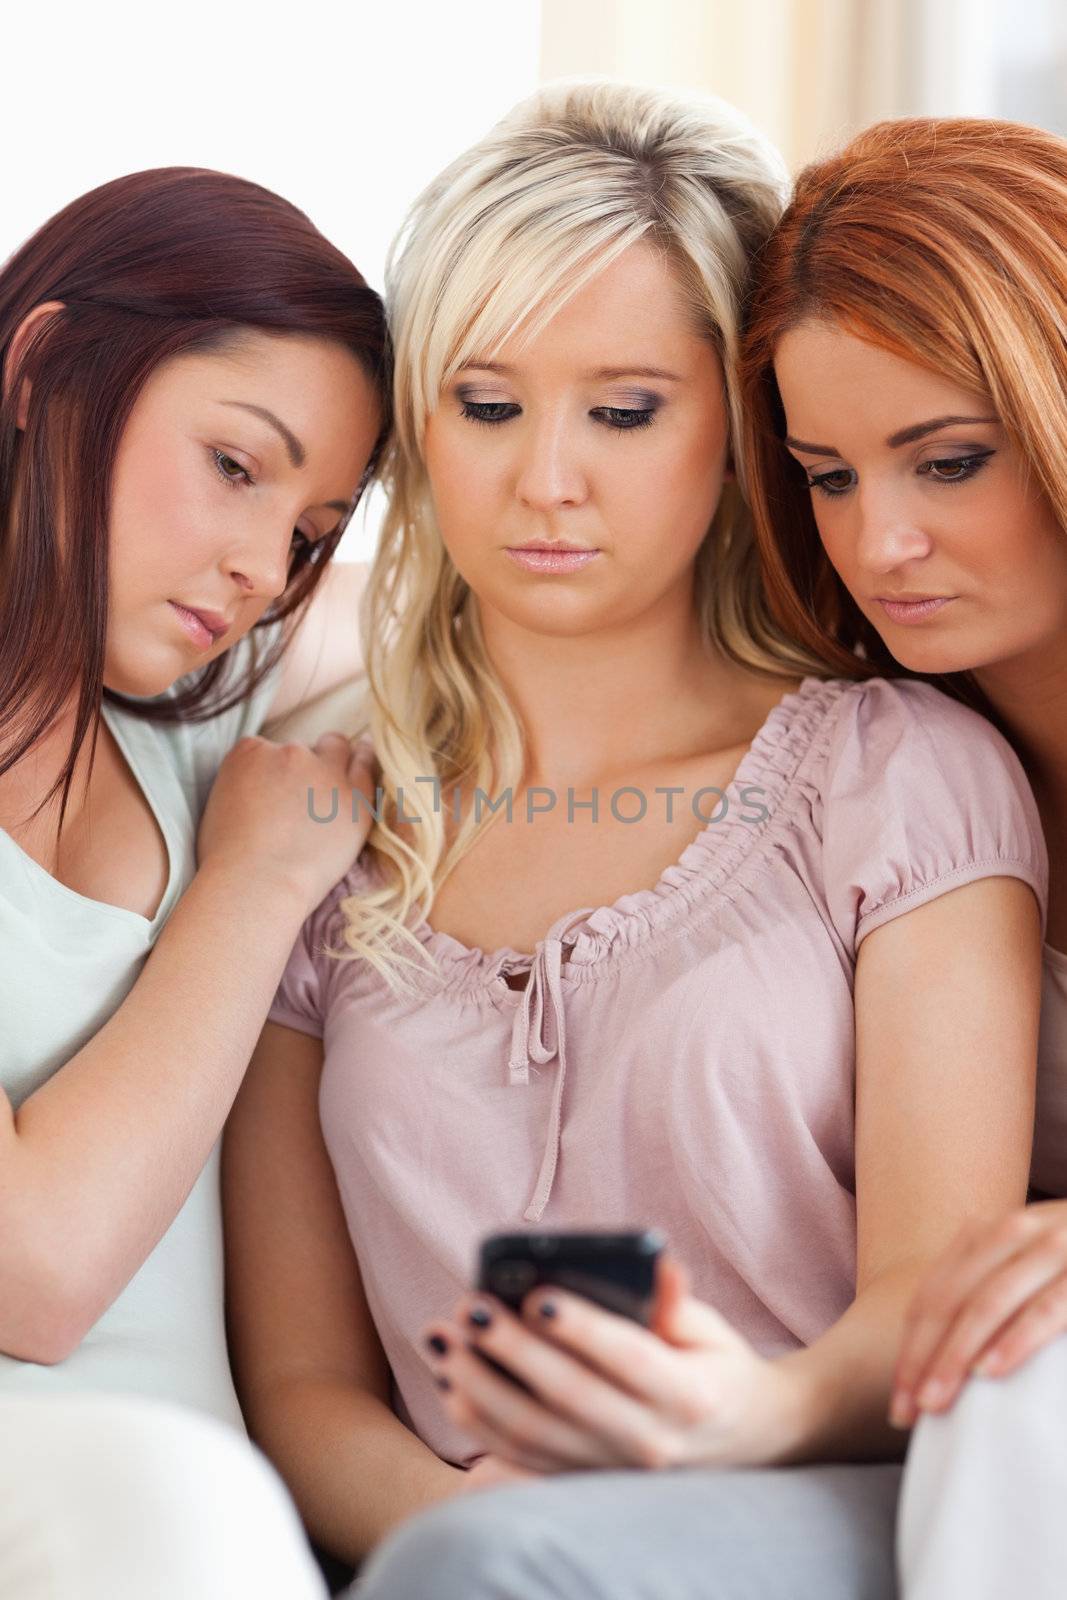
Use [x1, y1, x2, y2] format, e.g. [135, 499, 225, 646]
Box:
[740, 116, 1067, 708]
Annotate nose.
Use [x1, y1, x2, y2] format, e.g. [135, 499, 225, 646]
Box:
[513, 410, 588, 513]
[854, 488, 934, 576]
[224, 522, 292, 602]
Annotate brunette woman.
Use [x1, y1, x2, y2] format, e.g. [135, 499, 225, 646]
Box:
[0, 168, 385, 1597]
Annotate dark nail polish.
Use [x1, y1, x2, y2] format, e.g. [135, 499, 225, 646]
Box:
[436, 1375, 452, 1392]
[468, 1305, 493, 1330]
[538, 1300, 558, 1319]
[426, 1333, 449, 1356]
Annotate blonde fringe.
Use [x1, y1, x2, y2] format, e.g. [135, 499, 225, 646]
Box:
[329, 80, 833, 989]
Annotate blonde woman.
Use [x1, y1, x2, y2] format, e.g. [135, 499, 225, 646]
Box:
[225, 86, 1046, 1597]
[743, 115, 1067, 1600]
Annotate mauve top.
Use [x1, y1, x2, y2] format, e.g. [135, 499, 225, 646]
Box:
[270, 675, 1048, 1465]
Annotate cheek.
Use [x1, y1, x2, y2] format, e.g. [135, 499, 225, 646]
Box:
[806, 500, 856, 578]
[109, 445, 223, 593]
[425, 435, 501, 554]
[632, 421, 726, 557]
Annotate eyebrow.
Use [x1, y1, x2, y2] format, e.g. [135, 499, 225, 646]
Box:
[218, 399, 352, 515]
[785, 415, 999, 456]
[460, 362, 683, 383]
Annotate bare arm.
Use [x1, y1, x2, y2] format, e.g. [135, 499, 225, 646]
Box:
[223, 1022, 463, 1564]
[772, 873, 1042, 1459]
[0, 734, 376, 1363]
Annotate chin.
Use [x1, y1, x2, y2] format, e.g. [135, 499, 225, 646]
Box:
[103, 648, 189, 701]
[867, 624, 1001, 679]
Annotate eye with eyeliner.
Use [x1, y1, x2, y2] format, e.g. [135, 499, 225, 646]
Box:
[806, 449, 996, 498]
[456, 392, 661, 433]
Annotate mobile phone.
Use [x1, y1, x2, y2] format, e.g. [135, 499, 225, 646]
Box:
[477, 1229, 665, 1326]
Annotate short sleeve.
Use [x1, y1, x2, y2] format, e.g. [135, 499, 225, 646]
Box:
[820, 679, 1048, 954]
[268, 873, 354, 1038]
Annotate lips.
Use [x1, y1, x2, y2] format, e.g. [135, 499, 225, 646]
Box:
[875, 596, 956, 625]
[505, 543, 600, 575]
[510, 542, 596, 554]
[169, 601, 231, 649]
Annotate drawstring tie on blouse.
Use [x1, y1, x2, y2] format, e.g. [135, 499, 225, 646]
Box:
[506, 933, 571, 1222]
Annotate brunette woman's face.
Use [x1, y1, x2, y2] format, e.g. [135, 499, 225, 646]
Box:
[773, 319, 1067, 678]
[105, 330, 380, 696]
[421, 243, 731, 643]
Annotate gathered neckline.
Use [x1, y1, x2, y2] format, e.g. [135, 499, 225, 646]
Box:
[385, 675, 849, 996]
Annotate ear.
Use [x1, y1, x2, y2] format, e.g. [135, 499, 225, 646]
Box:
[2, 300, 65, 431]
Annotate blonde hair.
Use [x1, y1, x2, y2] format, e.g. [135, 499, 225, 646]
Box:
[341, 79, 824, 984]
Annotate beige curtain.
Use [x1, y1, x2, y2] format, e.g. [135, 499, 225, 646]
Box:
[540, 0, 937, 171]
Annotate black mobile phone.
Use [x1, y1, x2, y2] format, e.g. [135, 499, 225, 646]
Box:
[477, 1229, 665, 1326]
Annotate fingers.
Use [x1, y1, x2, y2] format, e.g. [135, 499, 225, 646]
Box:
[423, 1318, 617, 1472]
[904, 1245, 1067, 1417]
[890, 1214, 1033, 1421]
[311, 730, 352, 760]
[450, 1293, 700, 1466]
[891, 1207, 1067, 1426]
[970, 1272, 1067, 1378]
[650, 1254, 689, 1340]
[345, 736, 380, 807]
[650, 1260, 739, 1350]
[519, 1280, 736, 1416]
[308, 731, 379, 821]
[347, 734, 377, 774]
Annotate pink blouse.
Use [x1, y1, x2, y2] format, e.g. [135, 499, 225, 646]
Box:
[270, 676, 1047, 1465]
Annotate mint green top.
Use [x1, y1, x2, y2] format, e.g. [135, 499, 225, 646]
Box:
[0, 628, 281, 1428]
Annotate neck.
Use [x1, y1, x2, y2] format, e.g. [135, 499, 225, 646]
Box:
[478, 580, 754, 787]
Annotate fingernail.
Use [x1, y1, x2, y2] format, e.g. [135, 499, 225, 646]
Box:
[436, 1375, 451, 1392]
[917, 1379, 947, 1410]
[538, 1299, 558, 1319]
[468, 1304, 493, 1330]
[972, 1351, 1002, 1378]
[889, 1392, 916, 1429]
[426, 1333, 449, 1356]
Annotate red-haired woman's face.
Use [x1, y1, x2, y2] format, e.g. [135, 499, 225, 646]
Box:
[105, 330, 380, 696]
[774, 319, 1067, 682]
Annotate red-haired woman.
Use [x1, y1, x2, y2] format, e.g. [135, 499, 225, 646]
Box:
[743, 116, 1067, 1598]
[0, 168, 385, 1596]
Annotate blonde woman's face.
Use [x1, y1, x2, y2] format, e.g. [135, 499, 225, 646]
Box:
[422, 243, 730, 642]
[774, 319, 1067, 679]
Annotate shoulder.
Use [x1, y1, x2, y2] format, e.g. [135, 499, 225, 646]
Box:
[823, 675, 1030, 790]
[813, 676, 1047, 949]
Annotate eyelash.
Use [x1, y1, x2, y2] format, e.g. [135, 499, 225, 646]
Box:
[212, 448, 253, 488]
[459, 401, 657, 433]
[210, 448, 319, 559]
[806, 452, 995, 498]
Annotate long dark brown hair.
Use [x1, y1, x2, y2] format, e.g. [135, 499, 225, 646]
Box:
[0, 166, 390, 818]
[740, 116, 1067, 716]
